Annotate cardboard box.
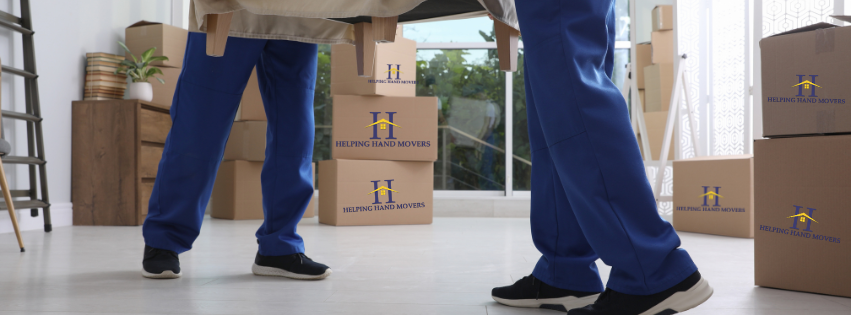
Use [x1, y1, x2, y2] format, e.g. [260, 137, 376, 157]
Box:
[212, 161, 317, 220]
[318, 159, 433, 226]
[223, 121, 266, 161]
[673, 155, 754, 238]
[651, 30, 674, 64]
[331, 33, 417, 97]
[150, 67, 180, 107]
[236, 68, 267, 121]
[125, 21, 187, 68]
[639, 89, 646, 112]
[304, 162, 317, 218]
[644, 63, 674, 112]
[652, 5, 674, 32]
[635, 43, 652, 89]
[332, 95, 438, 161]
[760, 22, 851, 137]
[754, 135, 851, 298]
[638, 111, 674, 161]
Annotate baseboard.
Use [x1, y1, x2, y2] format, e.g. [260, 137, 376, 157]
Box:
[0, 202, 72, 234]
[433, 196, 530, 218]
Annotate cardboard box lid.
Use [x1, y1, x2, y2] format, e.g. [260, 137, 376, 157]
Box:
[128, 20, 163, 28]
[675, 154, 753, 163]
[831, 15, 851, 23]
[765, 22, 838, 39]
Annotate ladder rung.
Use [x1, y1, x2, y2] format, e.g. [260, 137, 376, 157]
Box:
[2, 156, 45, 165]
[0, 18, 32, 35]
[0, 200, 49, 211]
[0, 65, 37, 79]
[1, 110, 41, 122]
[10, 190, 31, 198]
[0, 11, 21, 25]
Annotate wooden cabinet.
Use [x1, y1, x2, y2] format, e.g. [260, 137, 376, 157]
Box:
[72, 100, 171, 225]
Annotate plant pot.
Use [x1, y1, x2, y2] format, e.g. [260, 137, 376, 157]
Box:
[127, 82, 153, 102]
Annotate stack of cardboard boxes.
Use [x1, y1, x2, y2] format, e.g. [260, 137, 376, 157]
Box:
[637, 5, 675, 161]
[753, 17, 851, 298]
[211, 70, 317, 220]
[124, 21, 187, 107]
[319, 28, 437, 226]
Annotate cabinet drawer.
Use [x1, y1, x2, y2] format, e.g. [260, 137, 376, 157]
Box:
[140, 181, 154, 216]
[140, 109, 171, 144]
[140, 145, 164, 178]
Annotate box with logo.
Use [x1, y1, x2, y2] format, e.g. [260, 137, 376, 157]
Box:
[318, 159, 433, 226]
[637, 111, 673, 161]
[332, 95, 437, 162]
[754, 135, 851, 298]
[760, 19, 851, 137]
[223, 121, 266, 161]
[644, 63, 673, 112]
[212, 161, 316, 220]
[331, 32, 417, 97]
[652, 5, 674, 32]
[673, 155, 754, 238]
[236, 67, 267, 121]
[125, 21, 187, 68]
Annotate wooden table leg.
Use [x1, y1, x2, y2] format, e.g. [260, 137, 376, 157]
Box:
[494, 20, 520, 72]
[206, 13, 234, 57]
[372, 16, 398, 43]
[354, 22, 376, 77]
[0, 159, 24, 252]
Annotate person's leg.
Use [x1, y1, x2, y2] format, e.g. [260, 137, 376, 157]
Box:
[514, 0, 698, 296]
[143, 33, 265, 254]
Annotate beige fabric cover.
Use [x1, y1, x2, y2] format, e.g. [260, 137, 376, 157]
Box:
[190, 0, 517, 45]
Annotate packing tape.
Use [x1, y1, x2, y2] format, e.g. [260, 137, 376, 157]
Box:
[815, 28, 835, 54]
[816, 110, 836, 134]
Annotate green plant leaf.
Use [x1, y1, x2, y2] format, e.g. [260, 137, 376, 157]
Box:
[118, 41, 131, 53]
[155, 77, 165, 84]
[120, 60, 136, 68]
[141, 47, 156, 63]
[148, 56, 169, 62]
[150, 67, 164, 76]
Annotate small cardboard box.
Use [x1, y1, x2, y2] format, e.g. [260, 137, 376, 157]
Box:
[760, 21, 851, 137]
[644, 63, 674, 112]
[125, 21, 187, 68]
[754, 135, 851, 298]
[150, 67, 180, 107]
[223, 121, 266, 161]
[332, 95, 438, 161]
[651, 30, 674, 64]
[236, 67, 267, 121]
[635, 43, 652, 89]
[673, 155, 754, 238]
[639, 89, 646, 112]
[331, 33, 417, 97]
[304, 162, 317, 218]
[212, 161, 316, 220]
[638, 111, 674, 161]
[318, 159, 433, 226]
[652, 5, 674, 32]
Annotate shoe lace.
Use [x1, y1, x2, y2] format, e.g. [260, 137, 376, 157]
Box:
[296, 253, 313, 265]
[520, 275, 543, 300]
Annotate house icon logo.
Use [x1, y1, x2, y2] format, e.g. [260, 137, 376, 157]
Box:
[385, 64, 402, 80]
[366, 112, 400, 140]
[793, 75, 821, 97]
[699, 186, 723, 207]
[368, 179, 397, 205]
[788, 205, 818, 232]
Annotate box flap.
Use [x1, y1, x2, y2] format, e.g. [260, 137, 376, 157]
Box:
[768, 22, 837, 38]
[832, 15, 851, 23]
[128, 20, 163, 28]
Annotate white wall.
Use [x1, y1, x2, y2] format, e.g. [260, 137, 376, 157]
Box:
[1, 0, 178, 232]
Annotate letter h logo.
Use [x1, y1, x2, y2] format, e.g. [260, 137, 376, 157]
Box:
[387, 64, 401, 80]
[369, 180, 397, 205]
[795, 75, 820, 97]
[701, 186, 722, 207]
[368, 112, 399, 140]
[789, 205, 817, 232]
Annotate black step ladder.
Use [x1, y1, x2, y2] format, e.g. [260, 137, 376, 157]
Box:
[0, 0, 52, 232]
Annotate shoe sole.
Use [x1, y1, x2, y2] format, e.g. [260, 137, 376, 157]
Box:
[640, 277, 714, 315]
[251, 263, 332, 280]
[141, 269, 181, 279]
[492, 293, 600, 312]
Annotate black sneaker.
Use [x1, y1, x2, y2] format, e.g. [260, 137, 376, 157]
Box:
[252, 252, 332, 280]
[492, 275, 601, 312]
[142, 245, 181, 279]
[568, 271, 713, 315]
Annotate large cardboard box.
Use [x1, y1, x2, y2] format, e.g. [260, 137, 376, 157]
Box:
[673, 155, 754, 238]
[318, 159, 433, 226]
[304, 162, 317, 218]
[125, 21, 187, 68]
[638, 111, 674, 161]
[760, 22, 851, 137]
[639, 89, 646, 112]
[331, 33, 417, 97]
[223, 121, 266, 161]
[754, 135, 851, 298]
[652, 5, 674, 32]
[644, 63, 674, 112]
[212, 161, 317, 220]
[236, 68, 267, 121]
[150, 67, 180, 107]
[651, 30, 674, 64]
[635, 43, 652, 89]
[332, 95, 438, 161]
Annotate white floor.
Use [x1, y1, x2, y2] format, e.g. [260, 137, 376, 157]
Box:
[1, 217, 850, 315]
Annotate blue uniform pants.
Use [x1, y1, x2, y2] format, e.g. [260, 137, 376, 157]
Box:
[142, 33, 317, 257]
[517, 0, 698, 295]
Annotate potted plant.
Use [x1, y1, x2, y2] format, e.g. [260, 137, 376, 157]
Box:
[115, 42, 168, 102]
